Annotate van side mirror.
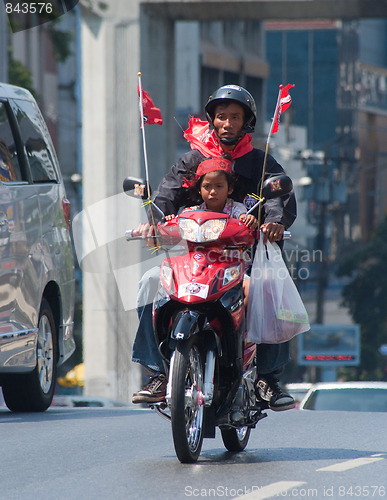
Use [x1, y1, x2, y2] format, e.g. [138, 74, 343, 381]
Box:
[123, 177, 151, 200]
[261, 175, 293, 200]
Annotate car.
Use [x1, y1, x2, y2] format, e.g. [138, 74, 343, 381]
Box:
[0, 82, 75, 412]
[299, 381, 387, 412]
[285, 382, 313, 409]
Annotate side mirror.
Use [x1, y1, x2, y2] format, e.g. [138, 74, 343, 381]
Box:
[123, 177, 151, 200]
[261, 175, 293, 200]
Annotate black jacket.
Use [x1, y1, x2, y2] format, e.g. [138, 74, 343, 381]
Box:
[151, 148, 296, 228]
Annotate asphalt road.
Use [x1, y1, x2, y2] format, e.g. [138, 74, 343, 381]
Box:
[0, 406, 386, 500]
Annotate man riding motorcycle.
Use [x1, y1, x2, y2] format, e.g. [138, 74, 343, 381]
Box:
[131, 84, 297, 411]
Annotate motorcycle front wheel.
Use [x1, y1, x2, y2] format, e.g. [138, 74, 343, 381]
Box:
[221, 426, 251, 452]
[171, 337, 204, 463]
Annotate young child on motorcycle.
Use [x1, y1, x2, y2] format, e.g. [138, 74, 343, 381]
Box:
[164, 156, 257, 229]
[164, 156, 256, 306]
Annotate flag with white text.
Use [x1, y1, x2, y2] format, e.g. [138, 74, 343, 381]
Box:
[272, 84, 294, 134]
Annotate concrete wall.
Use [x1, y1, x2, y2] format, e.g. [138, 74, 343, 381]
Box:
[80, 0, 175, 400]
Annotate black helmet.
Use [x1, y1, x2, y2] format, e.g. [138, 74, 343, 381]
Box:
[205, 85, 257, 134]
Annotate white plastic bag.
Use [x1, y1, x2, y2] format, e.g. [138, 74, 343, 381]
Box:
[246, 235, 310, 344]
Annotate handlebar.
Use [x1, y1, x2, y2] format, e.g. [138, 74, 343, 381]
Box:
[125, 229, 161, 241]
[125, 229, 141, 240]
[126, 228, 291, 241]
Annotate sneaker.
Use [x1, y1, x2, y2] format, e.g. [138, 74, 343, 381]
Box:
[132, 374, 167, 404]
[255, 377, 295, 411]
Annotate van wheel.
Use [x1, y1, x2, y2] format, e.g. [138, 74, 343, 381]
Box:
[2, 298, 57, 412]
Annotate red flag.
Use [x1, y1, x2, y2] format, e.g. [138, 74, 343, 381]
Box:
[272, 84, 294, 134]
[137, 86, 163, 125]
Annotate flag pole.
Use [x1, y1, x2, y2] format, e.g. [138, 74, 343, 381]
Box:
[137, 72, 158, 246]
[138, 72, 152, 206]
[257, 85, 283, 226]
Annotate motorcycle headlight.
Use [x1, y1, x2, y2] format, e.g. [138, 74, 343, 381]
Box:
[223, 264, 242, 287]
[178, 218, 227, 242]
[161, 263, 173, 289]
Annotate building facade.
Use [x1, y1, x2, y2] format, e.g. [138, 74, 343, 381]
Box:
[266, 19, 387, 246]
[265, 19, 387, 330]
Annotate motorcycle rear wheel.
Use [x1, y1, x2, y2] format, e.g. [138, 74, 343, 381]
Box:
[171, 337, 204, 463]
[221, 426, 251, 452]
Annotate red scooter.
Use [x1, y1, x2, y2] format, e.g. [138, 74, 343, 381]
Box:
[124, 175, 292, 463]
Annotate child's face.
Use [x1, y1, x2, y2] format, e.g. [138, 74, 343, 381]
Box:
[199, 171, 233, 212]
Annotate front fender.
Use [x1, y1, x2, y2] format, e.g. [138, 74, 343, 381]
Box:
[169, 309, 221, 358]
[170, 309, 204, 341]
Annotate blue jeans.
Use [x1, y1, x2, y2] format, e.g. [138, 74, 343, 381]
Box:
[132, 266, 290, 375]
[132, 267, 165, 373]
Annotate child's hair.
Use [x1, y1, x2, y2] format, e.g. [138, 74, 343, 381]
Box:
[184, 154, 235, 205]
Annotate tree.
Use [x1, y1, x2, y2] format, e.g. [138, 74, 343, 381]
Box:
[337, 217, 387, 379]
[8, 49, 38, 98]
[7, 16, 73, 99]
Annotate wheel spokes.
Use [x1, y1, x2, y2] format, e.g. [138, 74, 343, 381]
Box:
[236, 426, 249, 441]
[37, 315, 54, 394]
[184, 345, 204, 452]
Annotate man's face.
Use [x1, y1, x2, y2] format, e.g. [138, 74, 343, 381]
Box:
[212, 102, 245, 142]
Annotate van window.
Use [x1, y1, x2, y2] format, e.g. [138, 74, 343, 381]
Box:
[11, 99, 58, 183]
[0, 102, 23, 182]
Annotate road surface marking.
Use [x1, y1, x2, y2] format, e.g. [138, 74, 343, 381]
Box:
[317, 455, 385, 472]
[236, 481, 306, 499]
